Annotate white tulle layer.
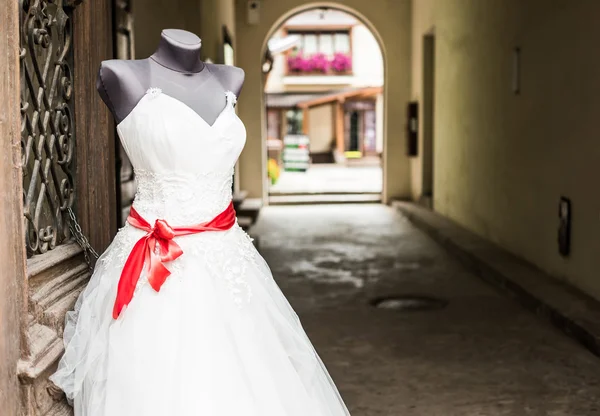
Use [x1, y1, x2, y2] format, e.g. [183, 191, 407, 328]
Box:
[50, 222, 350, 416]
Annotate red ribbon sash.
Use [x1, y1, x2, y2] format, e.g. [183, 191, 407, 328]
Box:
[113, 201, 237, 319]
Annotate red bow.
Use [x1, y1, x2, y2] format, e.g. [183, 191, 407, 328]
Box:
[113, 201, 237, 319]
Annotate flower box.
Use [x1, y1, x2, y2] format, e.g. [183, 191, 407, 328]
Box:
[287, 52, 352, 75]
[330, 52, 352, 73]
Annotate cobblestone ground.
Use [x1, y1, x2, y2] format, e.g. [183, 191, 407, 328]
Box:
[250, 204, 600, 416]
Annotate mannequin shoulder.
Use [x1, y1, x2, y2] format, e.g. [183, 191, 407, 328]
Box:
[98, 60, 128, 86]
[97, 60, 144, 92]
[208, 63, 245, 95]
[96, 59, 148, 123]
[208, 63, 245, 80]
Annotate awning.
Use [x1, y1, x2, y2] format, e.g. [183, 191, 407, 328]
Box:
[296, 86, 383, 109]
[267, 35, 301, 55]
[265, 86, 382, 109]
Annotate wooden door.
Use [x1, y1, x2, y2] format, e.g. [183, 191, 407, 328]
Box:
[15, 0, 115, 414]
[344, 100, 376, 156]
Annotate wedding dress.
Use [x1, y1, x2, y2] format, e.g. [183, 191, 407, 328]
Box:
[50, 88, 351, 416]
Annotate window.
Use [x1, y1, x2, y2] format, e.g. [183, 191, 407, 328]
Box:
[334, 32, 350, 54]
[320, 33, 333, 57]
[286, 109, 304, 135]
[285, 30, 352, 75]
[288, 30, 350, 59]
[302, 33, 318, 55]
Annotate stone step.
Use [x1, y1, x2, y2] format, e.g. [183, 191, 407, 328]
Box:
[269, 190, 382, 196]
[233, 189, 249, 208]
[17, 323, 62, 383]
[27, 243, 83, 278]
[31, 262, 88, 310]
[237, 197, 263, 222]
[269, 193, 382, 205]
[44, 400, 72, 416]
[237, 216, 253, 231]
[28, 242, 90, 332]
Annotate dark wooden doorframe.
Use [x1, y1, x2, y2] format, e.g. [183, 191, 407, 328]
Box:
[422, 31, 436, 204]
[14, 0, 115, 414]
[0, 1, 27, 414]
[113, 0, 136, 227]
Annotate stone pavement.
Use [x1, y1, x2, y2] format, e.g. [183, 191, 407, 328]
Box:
[250, 204, 600, 416]
[393, 201, 600, 358]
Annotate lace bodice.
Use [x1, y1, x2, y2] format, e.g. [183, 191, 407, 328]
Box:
[133, 168, 233, 225]
[105, 88, 258, 305]
[116, 88, 245, 225]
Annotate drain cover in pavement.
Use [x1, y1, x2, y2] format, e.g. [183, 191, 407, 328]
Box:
[370, 295, 447, 311]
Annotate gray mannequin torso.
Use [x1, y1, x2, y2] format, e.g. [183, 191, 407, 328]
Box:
[97, 29, 245, 126]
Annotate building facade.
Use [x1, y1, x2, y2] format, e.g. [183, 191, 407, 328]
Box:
[264, 9, 384, 164]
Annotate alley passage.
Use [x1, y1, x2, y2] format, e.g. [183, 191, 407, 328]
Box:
[251, 204, 600, 416]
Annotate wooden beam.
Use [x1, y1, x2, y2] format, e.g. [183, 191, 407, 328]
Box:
[285, 24, 354, 32]
[352, 91, 381, 100]
[298, 86, 383, 109]
[0, 0, 27, 413]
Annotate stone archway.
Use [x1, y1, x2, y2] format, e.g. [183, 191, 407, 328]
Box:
[234, 0, 412, 204]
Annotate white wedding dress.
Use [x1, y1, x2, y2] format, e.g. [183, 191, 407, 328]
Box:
[50, 88, 351, 416]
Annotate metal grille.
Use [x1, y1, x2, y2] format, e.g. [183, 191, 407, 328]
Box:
[20, 0, 79, 256]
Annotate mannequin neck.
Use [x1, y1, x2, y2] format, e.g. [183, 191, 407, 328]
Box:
[150, 29, 205, 74]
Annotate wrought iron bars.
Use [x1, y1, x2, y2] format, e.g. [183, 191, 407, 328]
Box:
[20, 0, 77, 256]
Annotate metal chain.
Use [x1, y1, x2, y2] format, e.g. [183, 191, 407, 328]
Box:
[67, 207, 100, 271]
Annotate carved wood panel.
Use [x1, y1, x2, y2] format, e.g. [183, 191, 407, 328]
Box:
[20, 0, 78, 257]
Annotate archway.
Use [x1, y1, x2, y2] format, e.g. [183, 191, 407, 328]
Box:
[262, 7, 385, 203]
[234, 0, 412, 204]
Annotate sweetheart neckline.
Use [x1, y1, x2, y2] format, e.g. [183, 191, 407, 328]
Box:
[116, 89, 236, 130]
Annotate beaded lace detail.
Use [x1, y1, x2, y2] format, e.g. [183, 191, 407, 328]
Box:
[132, 168, 234, 225]
[146, 87, 162, 97]
[100, 166, 260, 306]
[224, 90, 237, 107]
[101, 222, 259, 307]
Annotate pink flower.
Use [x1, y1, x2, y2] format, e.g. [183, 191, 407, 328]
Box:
[309, 53, 329, 73]
[288, 52, 351, 74]
[287, 53, 308, 72]
[330, 53, 352, 72]
[299, 56, 312, 72]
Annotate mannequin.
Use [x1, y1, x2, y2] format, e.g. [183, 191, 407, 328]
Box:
[97, 29, 245, 126]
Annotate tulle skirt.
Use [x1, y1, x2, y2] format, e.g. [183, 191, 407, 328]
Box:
[50, 222, 351, 416]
